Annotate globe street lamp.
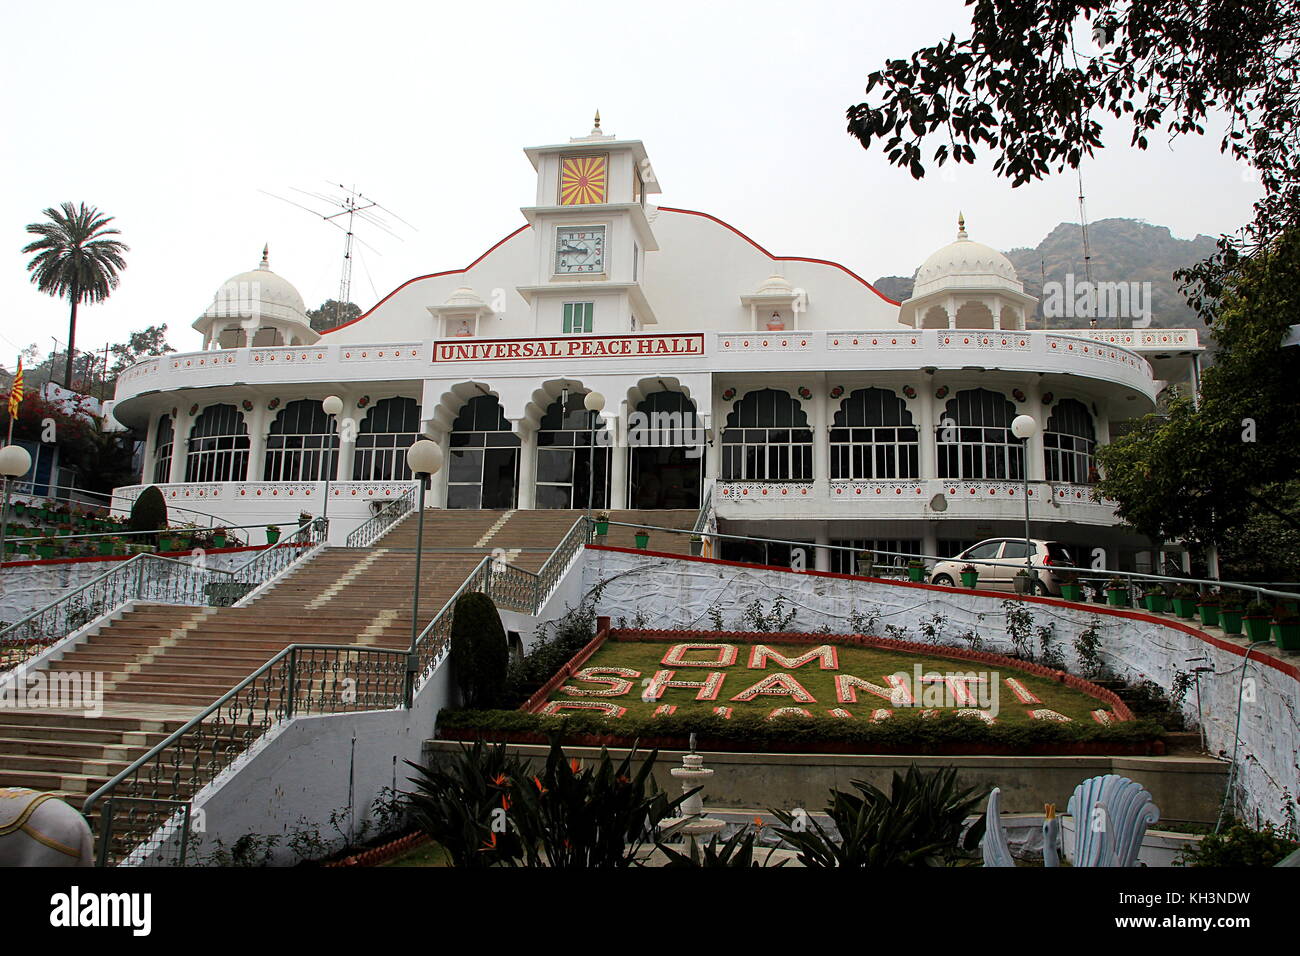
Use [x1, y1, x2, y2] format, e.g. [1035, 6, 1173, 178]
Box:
[1011, 414, 1038, 588]
[405, 438, 444, 703]
[0, 444, 33, 565]
[583, 391, 605, 520]
[321, 395, 344, 530]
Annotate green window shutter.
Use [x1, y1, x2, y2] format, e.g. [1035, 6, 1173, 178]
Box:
[563, 303, 574, 334]
[581, 302, 593, 333]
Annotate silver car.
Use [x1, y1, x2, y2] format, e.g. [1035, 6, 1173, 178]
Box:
[929, 538, 1076, 596]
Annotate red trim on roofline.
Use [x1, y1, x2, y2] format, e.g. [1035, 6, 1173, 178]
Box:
[657, 206, 902, 306]
[322, 204, 903, 336]
[320, 223, 532, 336]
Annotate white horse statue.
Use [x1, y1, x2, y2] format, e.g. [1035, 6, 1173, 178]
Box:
[0, 788, 94, 866]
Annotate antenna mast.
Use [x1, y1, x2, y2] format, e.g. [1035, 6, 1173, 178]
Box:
[1076, 169, 1095, 326]
[259, 183, 414, 328]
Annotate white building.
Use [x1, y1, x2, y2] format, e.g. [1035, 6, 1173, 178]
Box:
[108, 119, 1202, 571]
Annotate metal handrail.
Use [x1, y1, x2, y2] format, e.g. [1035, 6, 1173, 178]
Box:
[595, 518, 1300, 606]
[345, 483, 418, 548]
[7, 522, 276, 546]
[692, 485, 713, 535]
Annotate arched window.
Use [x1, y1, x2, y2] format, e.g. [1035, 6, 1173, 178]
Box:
[628, 390, 702, 509]
[1044, 399, 1097, 484]
[448, 395, 519, 509]
[721, 389, 813, 481]
[936, 388, 1023, 481]
[354, 397, 421, 481]
[185, 405, 250, 482]
[535, 392, 609, 510]
[264, 400, 338, 481]
[830, 388, 919, 480]
[152, 414, 174, 484]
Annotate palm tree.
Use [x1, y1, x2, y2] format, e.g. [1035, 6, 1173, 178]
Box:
[22, 202, 130, 390]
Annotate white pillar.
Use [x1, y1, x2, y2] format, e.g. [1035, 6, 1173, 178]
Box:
[140, 412, 158, 485]
[337, 398, 358, 483]
[918, 385, 937, 481]
[429, 429, 449, 508]
[609, 409, 628, 509]
[815, 528, 831, 572]
[516, 422, 536, 510]
[707, 382, 724, 482]
[1024, 383, 1045, 482]
[246, 405, 270, 482]
[923, 523, 939, 561]
[812, 373, 829, 486]
[169, 408, 191, 484]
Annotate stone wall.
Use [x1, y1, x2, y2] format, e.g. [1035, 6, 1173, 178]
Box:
[579, 546, 1300, 830]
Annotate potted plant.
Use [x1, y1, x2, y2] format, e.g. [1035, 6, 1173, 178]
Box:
[13, 500, 25, 517]
[907, 558, 926, 583]
[298, 511, 313, 527]
[1171, 585, 1197, 620]
[212, 527, 228, 548]
[266, 525, 282, 545]
[959, 563, 979, 589]
[34, 537, 56, 559]
[1143, 585, 1169, 614]
[109, 536, 126, 556]
[1219, 591, 1244, 636]
[1057, 569, 1082, 601]
[1196, 589, 1220, 628]
[96, 537, 115, 556]
[593, 512, 610, 536]
[1243, 599, 1274, 642]
[634, 529, 650, 549]
[1106, 576, 1130, 607]
[689, 533, 703, 556]
[856, 551, 875, 577]
[1275, 606, 1300, 651]
[1013, 569, 1033, 594]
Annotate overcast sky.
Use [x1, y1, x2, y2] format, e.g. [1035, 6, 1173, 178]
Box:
[0, 0, 1262, 360]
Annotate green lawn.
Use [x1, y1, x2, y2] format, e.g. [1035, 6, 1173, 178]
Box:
[380, 841, 451, 867]
[544, 638, 1110, 725]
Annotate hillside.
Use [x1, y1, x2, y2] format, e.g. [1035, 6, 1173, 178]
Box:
[875, 218, 1220, 329]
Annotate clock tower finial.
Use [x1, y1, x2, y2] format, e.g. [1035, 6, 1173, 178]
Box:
[260, 243, 270, 269]
[957, 212, 968, 240]
[593, 109, 601, 133]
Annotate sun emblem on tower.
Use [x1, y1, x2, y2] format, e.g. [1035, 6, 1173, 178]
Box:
[559, 154, 608, 205]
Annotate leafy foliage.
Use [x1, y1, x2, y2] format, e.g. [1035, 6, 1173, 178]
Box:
[1180, 822, 1300, 867]
[504, 588, 602, 704]
[307, 299, 363, 333]
[656, 826, 786, 868]
[772, 765, 984, 868]
[128, 486, 168, 536]
[449, 592, 509, 709]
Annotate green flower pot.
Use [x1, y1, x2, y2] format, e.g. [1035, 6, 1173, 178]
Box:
[213, 534, 227, 548]
[634, 533, 649, 549]
[1220, 609, 1243, 635]
[1243, 616, 1273, 642]
[266, 529, 281, 545]
[960, 571, 979, 589]
[594, 521, 609, 536]
[1171, 597, 1197, 619]
[907, 566, 925, 583]
[1275, 621, 1300, 651]
[13, 502, 25, 516]
[97, 540, 114, 555]
[35, 545, 56, 559]
[1107, 588, 1130, 607]
[1196, 604, 1219, 628]
[1060, 583, 1083, 601]
[1144, 593, 1168, 613]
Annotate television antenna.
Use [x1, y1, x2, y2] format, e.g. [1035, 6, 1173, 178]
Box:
[1076, 168, 1096, 327]
[259, 182, 415, 326]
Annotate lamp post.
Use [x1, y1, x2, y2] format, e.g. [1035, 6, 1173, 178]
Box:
[321, 395, 343, 532]
[583, 391, 605, 518]
[1011, 414, 1038, 589]
[404, 439, 444, 705]
[0, 444, 33, 565]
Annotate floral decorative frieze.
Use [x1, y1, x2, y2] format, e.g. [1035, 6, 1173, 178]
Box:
[1045, 335, 1152, 379]
[339, 344, 424, 362]
[170, 353, 238, 371]
[936, 333, 1031, 350]
[828, 333, 922, 349]
[235, 483, 318, 499]
[830, 481, 926, 499]
[161, 484, 226, 500]
[716, 481, 815, 501]
[717, 334, 814, 352]
[251, 348, 329, 365]
[328, 482, 414, 498]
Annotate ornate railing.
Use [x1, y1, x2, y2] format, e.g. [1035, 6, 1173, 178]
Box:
[531, 517, 589, 609]
[0, 520, 325, 672]
[84, 643, 407, 866]
[345, 483, 418, 548]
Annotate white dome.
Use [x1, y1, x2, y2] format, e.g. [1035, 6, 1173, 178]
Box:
[911, 216, 1022, 297]
[443, 287, 487, 309]
[199, 248, 309, 326]
[754, 274, 794, 296]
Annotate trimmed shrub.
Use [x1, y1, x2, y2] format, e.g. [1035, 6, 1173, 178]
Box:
[449, 592, 509, 709]
[128, 485, 168, 537]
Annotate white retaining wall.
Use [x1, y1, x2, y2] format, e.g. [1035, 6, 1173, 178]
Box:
[581, 548, 1300, 831]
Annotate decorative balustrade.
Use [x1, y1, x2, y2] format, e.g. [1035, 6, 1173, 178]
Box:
[345, 484, 418, 547]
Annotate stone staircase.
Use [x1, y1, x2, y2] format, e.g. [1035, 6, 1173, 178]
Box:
[0, 506, 696, 835]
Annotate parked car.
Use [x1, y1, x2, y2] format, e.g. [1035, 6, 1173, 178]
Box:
[930, 538, 1077, 595]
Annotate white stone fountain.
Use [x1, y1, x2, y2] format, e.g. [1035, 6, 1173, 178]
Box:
[669, 734, 726, 849]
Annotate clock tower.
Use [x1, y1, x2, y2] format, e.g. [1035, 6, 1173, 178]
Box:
[517, 114, 661, 334]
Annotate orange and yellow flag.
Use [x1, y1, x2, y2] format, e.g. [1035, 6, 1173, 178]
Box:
[7, 358, 23, 418]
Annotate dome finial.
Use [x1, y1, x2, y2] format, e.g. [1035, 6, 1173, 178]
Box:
[260, 244, 269, 269]
[957, 212, 967, 240]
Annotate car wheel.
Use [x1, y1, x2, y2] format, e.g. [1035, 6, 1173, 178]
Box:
[932, 574, 955, 588]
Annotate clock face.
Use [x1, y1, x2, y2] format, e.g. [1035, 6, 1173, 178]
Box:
[555, 226, 606, 275]
[559, 154, 608, 205]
